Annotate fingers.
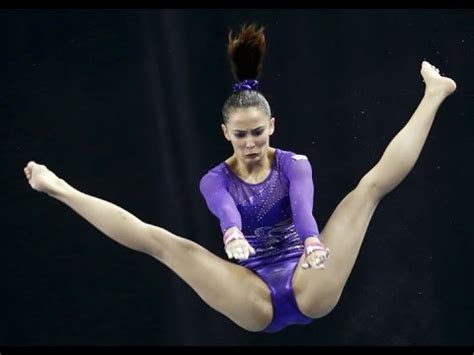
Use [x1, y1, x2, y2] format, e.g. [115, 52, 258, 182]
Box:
[302, 259, 325, 270]
[227, 247, 244, 260]
[225, 241, 255, 261]
[302, 261, 325, 270]
[243, 246, 249, 260]
[302, 248, 330, 270]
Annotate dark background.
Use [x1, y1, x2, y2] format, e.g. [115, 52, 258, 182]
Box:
[1, 9, 473, 345]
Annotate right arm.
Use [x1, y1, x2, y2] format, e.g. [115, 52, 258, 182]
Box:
[199, 171, 255, 260]
[199, 170, 241, 233]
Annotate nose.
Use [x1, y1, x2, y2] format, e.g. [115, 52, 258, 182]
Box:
[245, 137, 255, 149]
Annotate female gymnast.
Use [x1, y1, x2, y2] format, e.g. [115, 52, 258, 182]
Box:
[23, 24, 456, 333]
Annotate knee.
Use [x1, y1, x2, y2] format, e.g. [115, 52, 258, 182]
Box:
[298, 288, 342, 319]
[314, 294, 341, 318]
[146, 224, 193, 261]
[163, 234, 201, 262]
[239, 296, 273, 332]
[357, 172, 385, 201]
[231, 280, 273, 332]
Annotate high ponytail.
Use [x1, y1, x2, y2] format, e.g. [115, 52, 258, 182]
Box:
[222, 23, 271, 123]
[227, 23, 266, 83]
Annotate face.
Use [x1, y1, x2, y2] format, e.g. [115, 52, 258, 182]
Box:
[221, 107, 275, 164]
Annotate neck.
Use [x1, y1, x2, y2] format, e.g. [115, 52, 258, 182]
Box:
[231, 148, 275, 181]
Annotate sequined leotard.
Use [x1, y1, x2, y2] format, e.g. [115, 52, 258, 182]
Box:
[199, 148, 320, 332]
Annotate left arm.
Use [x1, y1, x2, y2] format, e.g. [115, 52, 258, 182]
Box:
[284, 154, 320, 242]
[284, 154, 329, 269]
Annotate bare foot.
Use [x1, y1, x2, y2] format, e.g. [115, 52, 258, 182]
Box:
[421, 61, 457, 98]
[23, 161, 66, 196]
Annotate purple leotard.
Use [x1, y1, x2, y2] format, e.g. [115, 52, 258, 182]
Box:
[199, 148, 320, 332]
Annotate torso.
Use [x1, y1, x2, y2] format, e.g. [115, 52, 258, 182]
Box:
[220, 148, 306, 270]
[220, 148, 290, 232]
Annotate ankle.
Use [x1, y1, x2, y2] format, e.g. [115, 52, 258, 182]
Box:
[422, 90, 447, 103]
[48, 178, 71, 199]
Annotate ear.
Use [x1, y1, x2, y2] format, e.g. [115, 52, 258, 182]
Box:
[221, 123, 231, 141]
[269, 117, 275, 136]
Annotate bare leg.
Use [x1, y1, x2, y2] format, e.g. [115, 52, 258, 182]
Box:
[23, 162, 272, 331]
[292, 61, 457, 318]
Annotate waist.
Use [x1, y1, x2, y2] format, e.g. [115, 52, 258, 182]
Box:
[239, 219, 305, 270]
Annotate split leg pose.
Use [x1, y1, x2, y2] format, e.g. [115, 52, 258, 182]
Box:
[24, 60, 456, 332]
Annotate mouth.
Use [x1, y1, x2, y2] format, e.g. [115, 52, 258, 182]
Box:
[246, 153, 259, 158]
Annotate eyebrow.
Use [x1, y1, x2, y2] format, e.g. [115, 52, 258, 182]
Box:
[232, 126, 265, 133]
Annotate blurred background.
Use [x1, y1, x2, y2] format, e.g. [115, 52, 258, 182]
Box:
[2, 9, 473, 345]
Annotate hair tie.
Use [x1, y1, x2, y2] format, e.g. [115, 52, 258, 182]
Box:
[232, 79, 259, 93]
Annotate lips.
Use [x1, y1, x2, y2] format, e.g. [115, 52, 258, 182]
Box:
[246, 153, 259, 158]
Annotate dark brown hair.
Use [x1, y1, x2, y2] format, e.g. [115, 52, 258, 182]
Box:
[222, 23, 271, 123]
[227, 23, 266, 82]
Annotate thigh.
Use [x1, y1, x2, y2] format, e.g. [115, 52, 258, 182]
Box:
[147, 224, 273, 331]
[292, 182, 381, 318]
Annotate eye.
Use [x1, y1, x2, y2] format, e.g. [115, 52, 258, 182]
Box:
[234, 132, 246, 139]
[252, 129, 264, 136]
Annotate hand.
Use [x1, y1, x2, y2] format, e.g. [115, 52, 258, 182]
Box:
[225, 238, 256, 261]
[302, 237, 330, 270]
[223, 227, 256, 261]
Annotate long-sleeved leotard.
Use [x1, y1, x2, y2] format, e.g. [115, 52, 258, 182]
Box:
[200, 148, 320, 332]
